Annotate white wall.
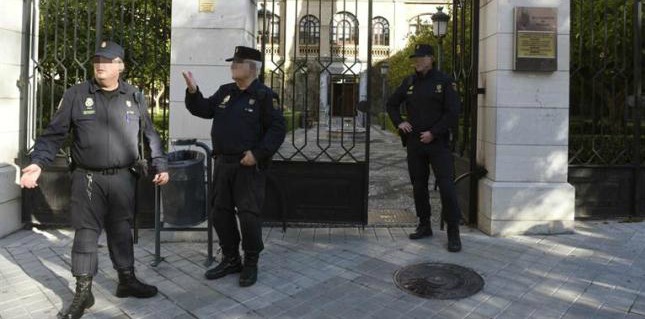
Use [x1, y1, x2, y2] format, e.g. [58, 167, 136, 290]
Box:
[169, 0, 257, 143]
[0, 0, 25, 237]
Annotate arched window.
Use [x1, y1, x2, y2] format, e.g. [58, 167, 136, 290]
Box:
[299, 15, 320, 45]
[257, 9, 280, 44]
[332, 12, 358, 45]
[372, 16, 389, 46]
[408, 13, 432, 36]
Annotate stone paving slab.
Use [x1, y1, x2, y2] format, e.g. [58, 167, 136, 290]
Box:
[1, 220, 645, 318]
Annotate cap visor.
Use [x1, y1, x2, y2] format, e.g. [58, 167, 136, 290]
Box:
[225, 57, 234, 62]
[94, 52, 119, 59]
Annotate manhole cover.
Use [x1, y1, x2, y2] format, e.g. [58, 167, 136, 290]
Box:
[393, 263, 484, 299]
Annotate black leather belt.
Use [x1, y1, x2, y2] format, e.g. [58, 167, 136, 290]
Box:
[76, 166, 130, 175]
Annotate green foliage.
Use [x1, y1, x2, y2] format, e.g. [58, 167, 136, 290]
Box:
[376, 112, 398, 134]
[283, 111, 302, 132]
[569, 0, 642, 164]
[570, 0, 636, 129]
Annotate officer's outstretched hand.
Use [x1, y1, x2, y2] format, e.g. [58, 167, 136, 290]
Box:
[152, 172, 169, 186]
[182, 71, 197, 94]
[240, 150, 257, 167]
[398, 121, 413, 133]
[20, 164, 42, 189]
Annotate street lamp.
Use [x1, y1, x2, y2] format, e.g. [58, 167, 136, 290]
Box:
[380, 62, 389, 130]
[431, 6, 450, 71]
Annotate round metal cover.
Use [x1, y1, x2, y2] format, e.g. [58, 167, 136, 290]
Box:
[393, 263, 484, 299]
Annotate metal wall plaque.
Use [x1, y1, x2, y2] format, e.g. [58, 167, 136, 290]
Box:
[199, 0, 216, 13]
[514, 7, 557, 72]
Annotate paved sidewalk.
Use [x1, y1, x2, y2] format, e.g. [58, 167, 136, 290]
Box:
[2, 220, 645, 319]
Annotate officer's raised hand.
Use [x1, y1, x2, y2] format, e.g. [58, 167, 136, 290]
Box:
[182, 71, 197, 93]
[152, 172, 169, 185]
[398, 121, 413, 133]
[20, 164, 42, 189]
[420, 131, 434, 144]
[240, 150, 257, 166]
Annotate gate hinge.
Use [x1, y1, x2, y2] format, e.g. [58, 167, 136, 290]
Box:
[16, 78, 26, 89]
[477, 88, 486, 95]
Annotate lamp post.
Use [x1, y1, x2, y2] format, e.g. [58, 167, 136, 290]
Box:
[431, 6, 450, 71]
[380, 62, 389, 130]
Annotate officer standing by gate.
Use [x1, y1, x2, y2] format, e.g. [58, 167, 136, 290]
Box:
[182, 46, 286, 287]
[20, 41, 169, 318]
[386, 44, 463, 252]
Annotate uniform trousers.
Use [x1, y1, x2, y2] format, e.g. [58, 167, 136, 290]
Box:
[70, 168, 136, 276]
[212, 156, 266, 258]
[406, 137, 461, 225]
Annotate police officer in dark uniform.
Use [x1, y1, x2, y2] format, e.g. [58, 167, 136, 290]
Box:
[20, 41, 169, 318]
[386, 44, 462, 252]
[182, 46, 286, 287]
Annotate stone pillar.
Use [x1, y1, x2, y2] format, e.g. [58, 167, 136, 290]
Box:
[477, 0, 575, 236]
[0, 0, 25, 237]
[169, 0, 257, 142]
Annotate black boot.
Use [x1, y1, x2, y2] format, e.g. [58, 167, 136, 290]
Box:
[409, 220, 433, 240]
[58, 275, 94, 319]
[239, 253, 259, 287]
[116, 268, 158, 298]
[447, 224, 462, 252]
[205, 254, 243, 280]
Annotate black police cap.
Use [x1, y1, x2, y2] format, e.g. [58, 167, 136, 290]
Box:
[409, 44, 434, 58]
[225, 46, 262, 62]
[94, 41, 125, 60]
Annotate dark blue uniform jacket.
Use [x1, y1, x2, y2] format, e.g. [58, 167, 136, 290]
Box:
[184, 79, 286, 163]
[386, 69, 461, 139]
[30, 79, 168, 173]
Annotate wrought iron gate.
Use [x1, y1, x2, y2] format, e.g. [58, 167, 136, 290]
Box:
[258, 0, 374, 224]
[19, 0, 171, 226]
[450, 0, 483, 225]
[568, 0, 644, 218]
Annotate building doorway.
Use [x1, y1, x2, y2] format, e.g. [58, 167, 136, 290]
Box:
[331, 75, 358, 118]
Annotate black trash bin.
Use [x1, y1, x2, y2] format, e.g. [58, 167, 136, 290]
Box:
[163, 150, 206, 226]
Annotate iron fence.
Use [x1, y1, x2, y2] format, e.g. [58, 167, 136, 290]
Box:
[569, 0, 643, 218]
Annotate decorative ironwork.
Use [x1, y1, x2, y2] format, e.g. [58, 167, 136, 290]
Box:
[569, 0, 643, 217]
[299, 14, 320, 45]
[394, 263, 484, 299]
[259, 0, 373, 224]
[569, 0, 643, 166]
[371, 45, 390, 60]
[450, 0, 482, 225]
[372, 16, 389, 46]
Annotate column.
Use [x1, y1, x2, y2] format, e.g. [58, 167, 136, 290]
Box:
[0, 0, 26, 237]
[477, 0, 575, 235]
[169, 0, 257, 142]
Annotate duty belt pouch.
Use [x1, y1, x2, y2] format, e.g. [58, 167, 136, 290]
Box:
[132, 91, 149, 178]
[398, 129, 408, 147]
